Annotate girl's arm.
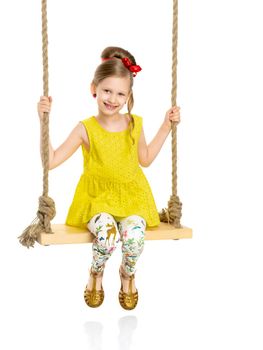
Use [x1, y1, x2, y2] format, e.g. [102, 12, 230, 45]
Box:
[138, 125, 170, 167]
[138, 106, 181, 167]
[40, 122, 84, 170]
[38, 96, 85, 170]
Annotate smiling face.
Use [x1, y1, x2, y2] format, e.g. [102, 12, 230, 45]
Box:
[91, 76, 131, 118]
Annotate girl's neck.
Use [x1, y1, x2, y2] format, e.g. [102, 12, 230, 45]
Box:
[97, 112, 124, 124]
[95, 112, 130, 131]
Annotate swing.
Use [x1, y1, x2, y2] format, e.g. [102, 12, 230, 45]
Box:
[19, 0, 192, 248]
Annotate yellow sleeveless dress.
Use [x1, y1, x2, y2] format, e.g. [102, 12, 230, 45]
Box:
[65, 114, 160, 229]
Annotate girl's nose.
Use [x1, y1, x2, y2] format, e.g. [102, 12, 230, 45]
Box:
[108, 96, 117, 104]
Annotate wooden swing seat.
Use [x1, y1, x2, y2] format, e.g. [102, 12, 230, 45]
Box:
[37, 222, 192, 245]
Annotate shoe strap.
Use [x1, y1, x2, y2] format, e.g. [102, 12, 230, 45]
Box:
[90, 268, 104, 291]
[90, 268, 104, 277]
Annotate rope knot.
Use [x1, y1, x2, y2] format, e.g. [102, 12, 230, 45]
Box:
[159, 194, 182, 227]
[18, 195, 56, 248]
[37, 195, 56, 230]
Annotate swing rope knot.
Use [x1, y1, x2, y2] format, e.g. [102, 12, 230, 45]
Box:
[18, 195, 56, 248]
[37, 195, 56, 228]
[159, 194, 182, 228]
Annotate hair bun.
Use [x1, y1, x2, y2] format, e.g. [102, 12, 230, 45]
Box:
[101, 46, 136, 65]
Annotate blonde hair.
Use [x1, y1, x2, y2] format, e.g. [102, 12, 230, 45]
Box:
[92, 46, 138, 145]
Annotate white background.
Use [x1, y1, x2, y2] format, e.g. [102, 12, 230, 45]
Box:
[0, 0, 263, 349]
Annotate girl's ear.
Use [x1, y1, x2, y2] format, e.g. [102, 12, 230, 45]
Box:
[90, 82, 96, 96]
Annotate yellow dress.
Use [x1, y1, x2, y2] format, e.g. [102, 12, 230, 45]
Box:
[65, 114, 160, 229]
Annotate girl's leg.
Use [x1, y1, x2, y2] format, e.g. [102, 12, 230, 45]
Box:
[87, 212, 121, 273]
[117, 215, 146, 276]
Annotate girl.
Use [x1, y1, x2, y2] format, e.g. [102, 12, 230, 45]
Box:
[37, 46, 181, 310]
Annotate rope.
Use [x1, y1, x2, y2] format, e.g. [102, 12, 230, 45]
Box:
[18, 0, 56, 248]
[159, 0, 182, 227]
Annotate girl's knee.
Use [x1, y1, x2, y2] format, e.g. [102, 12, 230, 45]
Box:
[87, 212, 120, 247]
[87, 212, 116, 230]
[119, 215, 146, 240]
[120, 215, 146, 227]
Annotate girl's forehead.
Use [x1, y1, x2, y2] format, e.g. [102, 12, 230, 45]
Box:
[100, 76, 130, 89]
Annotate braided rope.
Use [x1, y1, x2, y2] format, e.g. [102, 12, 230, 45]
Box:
[18, 0, 56, 248]
[159, 0, 182, 227]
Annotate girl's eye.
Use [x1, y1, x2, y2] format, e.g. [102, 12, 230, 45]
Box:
[104, 89, 124, 96]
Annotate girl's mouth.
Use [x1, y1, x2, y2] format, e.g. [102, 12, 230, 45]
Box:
[104, 102, 118, 110]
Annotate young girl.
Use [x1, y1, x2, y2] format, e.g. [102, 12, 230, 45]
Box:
[37, 46, 181, 310]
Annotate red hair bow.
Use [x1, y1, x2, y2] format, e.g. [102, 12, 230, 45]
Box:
[121, 57, 142, 77]
[102, 56, 142, 77]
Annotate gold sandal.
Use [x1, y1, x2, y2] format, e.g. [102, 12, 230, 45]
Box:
[119, 265, 138, 310]
[84, 268, 104, 308]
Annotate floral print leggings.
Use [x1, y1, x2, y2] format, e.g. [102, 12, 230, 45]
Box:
[87, 212, 146, 276]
